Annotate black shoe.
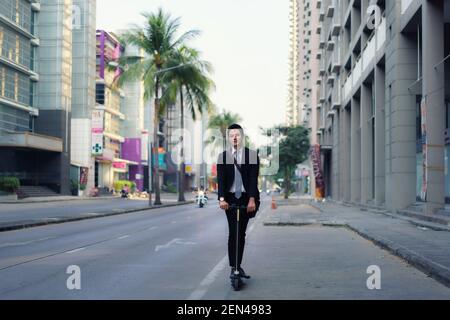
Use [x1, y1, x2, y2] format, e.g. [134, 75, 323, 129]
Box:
[238, 267, 251, 279]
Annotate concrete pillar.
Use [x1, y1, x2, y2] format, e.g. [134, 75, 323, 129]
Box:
[332, 112, 340, 200]
[374, 65, 386, 206]
[422, 0, 445, 214]
[361, 83, 373, 204]
[351, 97, 361, 203]
[384, 0, 417, 212]
[343, 107, 352, 202]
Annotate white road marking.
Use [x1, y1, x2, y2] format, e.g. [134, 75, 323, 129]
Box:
[66, 248, 86, 254]
[188, 256, 228, 300]
[0, 237, 55, 249]
[117, 235, 130, 240]
[155, 238, 197, 252]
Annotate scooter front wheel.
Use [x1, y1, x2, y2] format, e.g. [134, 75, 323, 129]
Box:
[232, 277, 240, 291]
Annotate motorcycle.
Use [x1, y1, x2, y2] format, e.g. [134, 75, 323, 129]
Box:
[196, 191, 208, 208]
[120, 187, 130, 199]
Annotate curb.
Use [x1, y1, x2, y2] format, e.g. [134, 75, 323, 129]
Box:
[0, 200, 195, 233]
[0, 196, 122, 204]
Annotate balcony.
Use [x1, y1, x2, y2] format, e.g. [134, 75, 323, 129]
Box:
[331, 8, 341, 36]
[319, 82, 326, 103]
[327, 37, 335, 51]
[317, 50, 322, 60]
[327, 74, 335, 85]
[327, 110, 336, 119]
[319, 7, 325, 22]
[319, 60, 326, 76]
[326, 0, 336, 18]
[331, 79, 341, 110]
[319, 32, 326, 49]
[331, 47, 341, 74]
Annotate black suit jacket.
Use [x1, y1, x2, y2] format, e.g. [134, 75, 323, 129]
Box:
[217, 147, 260, 218]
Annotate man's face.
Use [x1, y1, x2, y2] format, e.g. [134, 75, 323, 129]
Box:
[228, 129, 243, 149]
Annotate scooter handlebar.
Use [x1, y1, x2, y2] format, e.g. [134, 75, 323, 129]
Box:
[229, 204, 248, 210]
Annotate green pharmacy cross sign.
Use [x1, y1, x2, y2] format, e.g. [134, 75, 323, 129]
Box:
[92, 143, 103, 155]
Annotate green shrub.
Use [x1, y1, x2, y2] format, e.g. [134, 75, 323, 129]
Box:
[113, 180, 136, 193]
[0, 177, 20, 193]
[165, 182, 177, 194]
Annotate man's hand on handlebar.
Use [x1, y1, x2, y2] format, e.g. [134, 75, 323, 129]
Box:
[220, 200, 229, 211]
[247, 197, 256, 213]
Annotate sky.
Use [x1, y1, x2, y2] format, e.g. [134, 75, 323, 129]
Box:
[96, 0, 290, 145]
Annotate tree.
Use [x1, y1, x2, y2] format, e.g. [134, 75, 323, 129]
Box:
[115, 8, 200, 205]
[159, 45, 215, 202]
[262, 125, 310, 199]
[206, 110, 242, 153]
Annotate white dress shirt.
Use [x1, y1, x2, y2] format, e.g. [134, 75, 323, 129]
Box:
[229, 146, 246, 193]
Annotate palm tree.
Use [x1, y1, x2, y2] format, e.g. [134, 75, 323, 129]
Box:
[116, 8, 200, 205]
[207, 110, 242, 152]
[159, 46, 215, 202]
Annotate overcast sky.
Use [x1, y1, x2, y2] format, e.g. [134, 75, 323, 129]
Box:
[97, 0, 290, 145]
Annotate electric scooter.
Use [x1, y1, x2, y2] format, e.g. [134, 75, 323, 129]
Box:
[229, 203, 248, 291]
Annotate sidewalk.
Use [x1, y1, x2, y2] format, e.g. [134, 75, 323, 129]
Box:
[264, 196, 450, 288]
[0, 191, 198, 204]
[0, 192, 196, 232]
[0, 195, 119, 204]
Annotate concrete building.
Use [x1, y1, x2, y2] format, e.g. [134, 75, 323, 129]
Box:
[95, 30, 134, 191]
[286, 0, 321, 196]
[0, 0, 76, 196]
[312, 0, 450, 214]
[119, 41, 153, 192]
[286, 0, 301, 126]
[70, 0, 96, 194]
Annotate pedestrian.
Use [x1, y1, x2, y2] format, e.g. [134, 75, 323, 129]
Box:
[217, 124, 260, 281]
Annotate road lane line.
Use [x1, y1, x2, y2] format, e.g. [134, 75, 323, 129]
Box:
[0, 237, 55, 249]
[117, 235, 130, 240]
[188, 256, 228, 300]
[66, 248, 86, 254]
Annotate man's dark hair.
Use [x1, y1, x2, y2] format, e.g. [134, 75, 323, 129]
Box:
[228, 124, 243, 133]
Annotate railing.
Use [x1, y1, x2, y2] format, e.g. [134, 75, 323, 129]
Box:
[332, 78, 341, 109]
[341, 16, 386, 101]
[353, 55, 362, 86]
[363, 33, 376, 71]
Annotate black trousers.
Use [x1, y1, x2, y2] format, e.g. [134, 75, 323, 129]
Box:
[225, 192, 250, 268]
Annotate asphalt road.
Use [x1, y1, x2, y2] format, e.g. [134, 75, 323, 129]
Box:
[0, 197, 191, 224]
[0, 198, 449, 299]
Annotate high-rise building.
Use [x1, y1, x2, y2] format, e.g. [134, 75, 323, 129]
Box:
[70, 0, 96, 194]
[94, 30, 132, 191]
[314, 0, 450, 214]
[0, 0, 76, 196]
[286, 0, 300, 126]
[286, 0, 321, 195]
[119, 41, 153, 192]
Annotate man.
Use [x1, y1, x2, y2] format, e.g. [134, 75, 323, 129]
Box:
[217, 124, 260, 280]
